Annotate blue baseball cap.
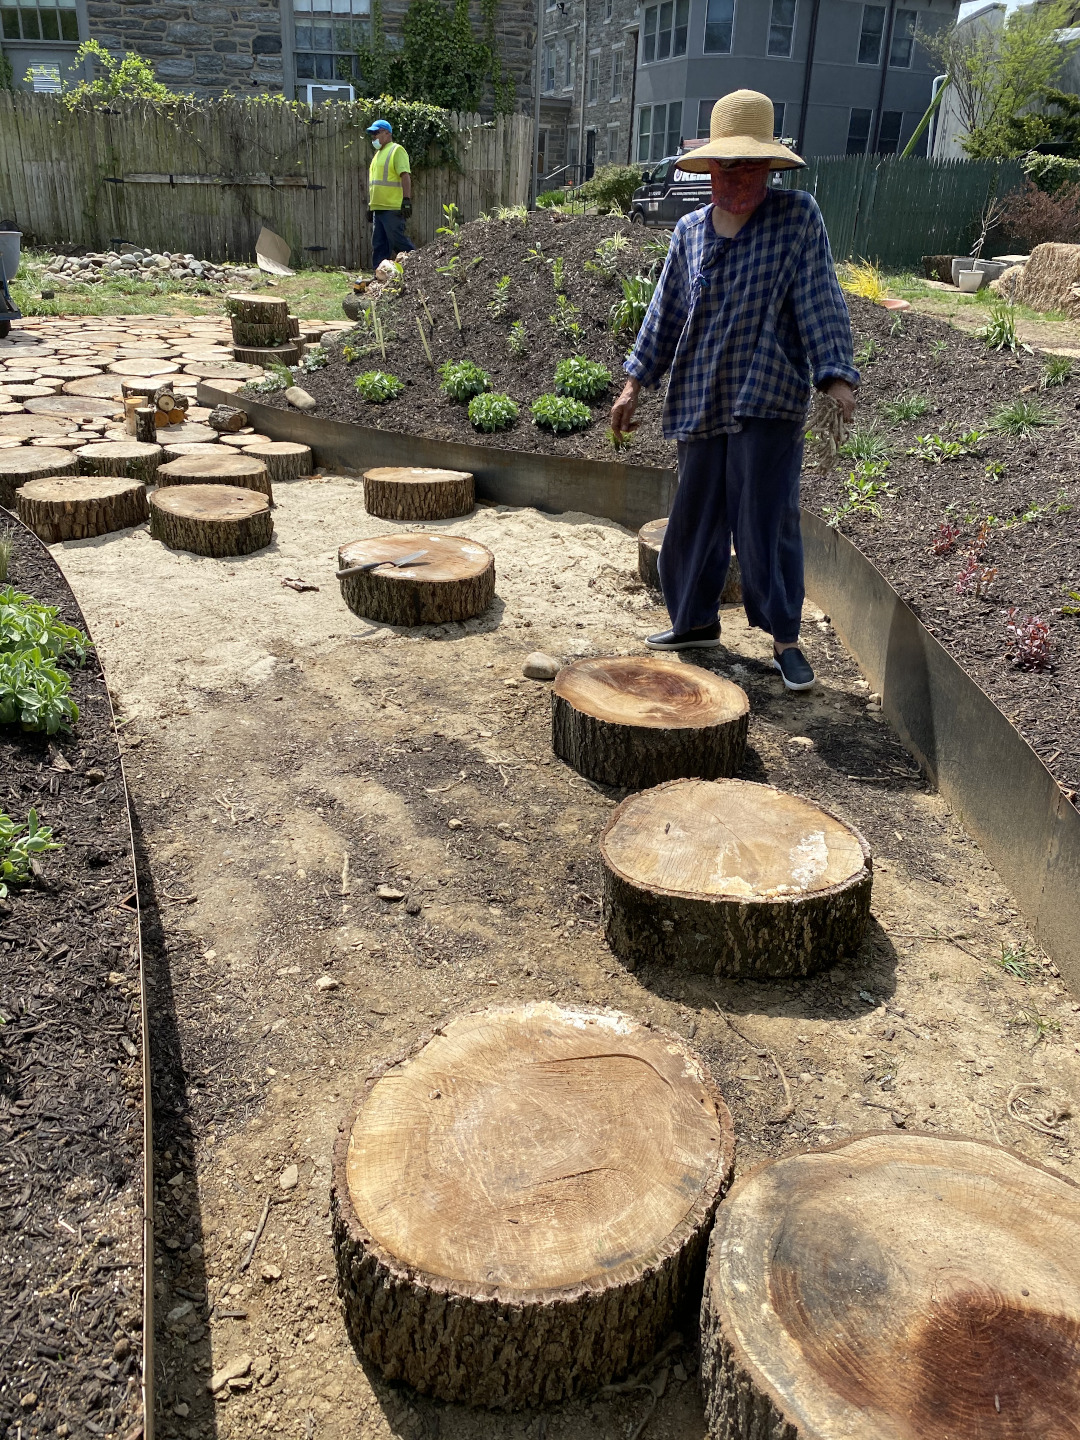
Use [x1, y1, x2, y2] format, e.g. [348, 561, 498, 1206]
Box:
[366, 119, 392, 135]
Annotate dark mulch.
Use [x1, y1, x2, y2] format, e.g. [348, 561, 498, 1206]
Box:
[259, 210, 679, 468]
[801, 296, 1080, 801]
[0, 515, 144, 1438]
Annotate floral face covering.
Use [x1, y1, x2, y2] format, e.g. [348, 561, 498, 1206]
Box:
[709, 160, 771, 215]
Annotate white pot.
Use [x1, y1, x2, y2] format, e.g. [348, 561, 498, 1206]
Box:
[958, 269, 987, 293]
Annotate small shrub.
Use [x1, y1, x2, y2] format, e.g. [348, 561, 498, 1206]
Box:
[839, 259, 889, 302]
[610, 273, 656, 339]
[999, 178, 1080, 250]
[531, 393, 592, 433]
[0, 650, 79, 733]
[838, 425, 891, 463]
[550, 293, 583, 342]
[488, 275, 511, 318]
[354, 370, 404, 403]
[468, 392, 518, 432]
[931, 521, 962, 556]
[1042, 355, 1073, 388]
[955, 555, 997, 598]
[0, 809, 62, 898]
[0, 586, 90, 663]
[438, 359, 490, 403]
[1005, 609, 1052, 669]
[879, 393, 930, 423]
[978, 300, 1031, 355]
[507, 321, 528, 357]
[535, 189, 567, 209]
[551, 256, 567, 293]
[554, 355, 612, 403]
[573, 164, 643, 214]
[992, 398, 1056, 436]
[299, 344, 328, 372]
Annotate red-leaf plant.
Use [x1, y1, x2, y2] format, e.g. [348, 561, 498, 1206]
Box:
[1005, 609, 1053, 670]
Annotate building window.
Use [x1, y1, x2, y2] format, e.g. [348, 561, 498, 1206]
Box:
[542, 41, 555, 94]
[568, 126, 580, 169]
[636, 101, 683, 163]
[643, 0, 689, 63]
[704, 0, 735, 56]
[26, 63, 62, 90]
[858, 4, 885, 65]
[1, 0, 80, 42]
[611, 47, 623, 100]
[588, 52, 600, 104]
[564, 37, 576, 90]
[846, 107, 873, 154]
[295, 0, 370, 81]
[537, 128, 548, 176]
[605, 0, 613, 18]
[890, 9, 917, 67]
[768, 0, 796, 58]
[697, 98, 716, 138]
[773, 100, 786, 138]
[878, 109, 904, 153]
[607, 123, 620, 160]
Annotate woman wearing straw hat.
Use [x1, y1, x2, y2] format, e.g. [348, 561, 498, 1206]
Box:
[611, 89, 858, 690]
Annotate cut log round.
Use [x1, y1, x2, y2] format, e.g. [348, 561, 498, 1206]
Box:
[362, 465, 475, 522]
[156, 452, 272, 503]
[160, 441, 224, 464]
[552, 656, 749, 788]
[243, 441, 312, 484]
[149, 484, 272, 557]
[637, 517, 742, 604]
[230, 320, 293, 348]
[700, 1133, 1080, 1440]
[332, 1002, 735, 1408]
[76, 440, 162, 484]
[63, 375, 126, 399]
[24, 395, 120, 421]
[134, 407, 157, 446]
[225, 293, 291, 326]
[600, 778, 872, 977]
[208, 405, 247, 433]
[0, 447, 78, 508]
[108, 358, 181, 378]
[337, 533, 495, 626]
[231, 343, 300, 367]
[17, 476, 149, 542]
[181, 364, 262, 383]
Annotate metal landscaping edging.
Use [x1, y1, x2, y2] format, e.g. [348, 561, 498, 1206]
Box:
[206, 383, 1080, 995]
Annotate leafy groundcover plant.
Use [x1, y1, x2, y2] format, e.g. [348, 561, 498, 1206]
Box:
[0, 809, 62, 897]
[0, 586, 88, 733]
[0, 585, 90, 662]
[531, 393, 592, 434]
[468, 392, 518, 432]
[554, 355, 612, 404]
[439, 360, 491, 403]
[354, 370, 405, 403]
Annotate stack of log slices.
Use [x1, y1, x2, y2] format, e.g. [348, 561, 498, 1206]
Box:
[150, 484, 272, 557]
[331, 1003, 735, 1408]
[638, 517, 742, 604]
[156, 451, 273, 504]
[362, 466, 475, 522]
[599, 778, 872, 977]
[337, 533, 495, 626]
[700, 1133, 1080, 1439]
[225, 293, 302, 368]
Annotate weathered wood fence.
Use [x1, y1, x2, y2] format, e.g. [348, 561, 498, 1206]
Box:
[0, 94, 533, 268]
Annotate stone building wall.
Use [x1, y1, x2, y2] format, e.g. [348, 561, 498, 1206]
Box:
[376, 0, 536, 111]
[85, 0, 286, 94]
[538, 0, 639, 180]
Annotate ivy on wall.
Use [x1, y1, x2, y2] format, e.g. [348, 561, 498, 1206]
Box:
[0, 46, 14, 92]
[356, 0, 514, 116]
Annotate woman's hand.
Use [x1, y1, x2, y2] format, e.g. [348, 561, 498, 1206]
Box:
[824, 378, 857, 424]
[610, 378, 642, 436]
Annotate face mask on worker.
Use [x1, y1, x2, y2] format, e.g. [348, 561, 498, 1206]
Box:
[372, 136, 383, 149]
[709, 160, 771, 215]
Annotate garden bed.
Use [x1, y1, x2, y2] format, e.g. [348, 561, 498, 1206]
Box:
[0, 514, 145, 1438]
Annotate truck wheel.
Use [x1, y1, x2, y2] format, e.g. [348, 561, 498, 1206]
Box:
[0, 320, 10, 339]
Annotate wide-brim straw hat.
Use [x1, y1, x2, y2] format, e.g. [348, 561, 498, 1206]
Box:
[677, 90, 804, 172]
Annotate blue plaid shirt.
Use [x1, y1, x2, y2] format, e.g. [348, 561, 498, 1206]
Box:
[625, 189, 859, 440]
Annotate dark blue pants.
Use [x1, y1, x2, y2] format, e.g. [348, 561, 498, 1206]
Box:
[658, 419, 805, 644]
[371, 210, 415, 269]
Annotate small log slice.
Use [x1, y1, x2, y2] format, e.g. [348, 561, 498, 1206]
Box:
[17, 477, 149, 542]
[700, 1133, 1080, 1440]
[208, 405, 247, 433]
[363, 465, 475, 522]
[600, 778, 872, 977]
[244, 441, 312, 484]
[331, 1002, 735, 1408]
[638, 518, 742, 604]
[337, 533, 494, 626]
[0, 447, 78, 508]
[156, 452, 272, 503]
[231, 343, 300, 367]
[150, 484, 272, 557]
[553, 656, 749, 788]
[76, 440, 162, 484]
[225, 292, 290, 326]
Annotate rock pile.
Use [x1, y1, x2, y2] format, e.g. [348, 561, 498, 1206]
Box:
[41, 251, 262, 287]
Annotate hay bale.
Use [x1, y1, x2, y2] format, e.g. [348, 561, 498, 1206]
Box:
[989, 263, 1025, 300]
[1014, 243, 1080, 314]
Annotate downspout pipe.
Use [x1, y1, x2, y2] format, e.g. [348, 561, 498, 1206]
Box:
[531, 0, 543, 205]
[901, 74, 949, 159]
[795, 0, 822, 155]
[871, 0, 899, 153]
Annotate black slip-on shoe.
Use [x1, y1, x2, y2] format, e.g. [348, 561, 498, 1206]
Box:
[773, 646, 815, 690]
[645, 623, 722, 651]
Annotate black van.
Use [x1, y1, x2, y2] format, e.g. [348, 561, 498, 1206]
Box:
[629, 157, 710, 226]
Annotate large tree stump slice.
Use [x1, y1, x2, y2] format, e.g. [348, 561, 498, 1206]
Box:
[0, 447, 78, 508]
[638, 518, 743, 604]
[76, 440, 162, 484]
[331, 1002, 735, 1409]
[244, 441, 312, 484]
[337, 533, 495, 625]
[156, 452, 272, 503]
[107, 358, 181, 378]
[24, 395, 121, 421]
[150, 484, 272, 557]
[160, 442, 225, 464]
[700, 1133, 1080, 1440]
[0, 416, 69, 440]
[600, 778, 871, 977]
[231, 343, 299, 367]
[363, 466, 475, 521]
[553, 656, 749, 788]
[63, 375, 126, 399]
[17, 476, 149, 542]
[225, 293, 291, 326]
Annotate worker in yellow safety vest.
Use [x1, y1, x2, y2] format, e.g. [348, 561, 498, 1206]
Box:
[366, 119, 415, 270]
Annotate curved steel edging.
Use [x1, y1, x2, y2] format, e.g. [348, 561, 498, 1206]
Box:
[199, 384, 1080, 994]
[3, 514, 155, 1440]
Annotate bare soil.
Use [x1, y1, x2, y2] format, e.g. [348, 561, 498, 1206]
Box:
[47, 474, 1080, 1440]
[0, 515, 143, 1439]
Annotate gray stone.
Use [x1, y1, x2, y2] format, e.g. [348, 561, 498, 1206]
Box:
[156, 58, 195, 78]
[523, 651, 560, 680]
[278, 1164, 298, 1191]
[164, 21, 203, 42]
[191, 3, 234, 20]
[223, 55, 255, 71]
[284, 387, 316, 412]
[252, 32, 281, 53]
[213, 39, 237, 52]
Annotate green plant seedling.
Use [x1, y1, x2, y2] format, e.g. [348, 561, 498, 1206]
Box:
[0, 540, 10, 585]
[610, 273, 656, 339]
[531, 393, 592, 433]
[991, 398, 1056, 437]
[0, 809, 63, 897]
[889, 314, 904, 338]
[1041, 354, 1073, 388]
[495, 205, 528, 222]
[439, 359, 490, 403]
[641, 232, 673, 268]
[607, 427, 634, 452]
[854, 339, 879, 368]
[549, 294, 583, 342]
[929, 338, 949, 359]
[997, 940, 1035, 979]
[985, 460, 1005, 479]
[838, 425, 892, 463]
[488, 275, 511, 319]
[1061, 586, 1080, 618]
[554, 355, 612, 403]
[353, 370, 404, 403]
[507, 321, 527, 357]
[551, 256, 566, 293]
[878, 393, 930, 423]
[0, 649, 79, 733]
[978, 300, 1032, 354]
[436, 202, 461, 236]
[468, 392, 518, 432]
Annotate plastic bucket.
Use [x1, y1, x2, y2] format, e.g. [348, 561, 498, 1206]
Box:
[951, 256, 975, 286]
[0, 230, 21, 282]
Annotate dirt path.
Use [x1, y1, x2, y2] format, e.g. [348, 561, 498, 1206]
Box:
[50, 475, 1080, 1440]
[903, 281, 1080, 355]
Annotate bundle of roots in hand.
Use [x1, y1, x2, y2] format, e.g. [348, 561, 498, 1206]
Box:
[804, 391, 848, 473]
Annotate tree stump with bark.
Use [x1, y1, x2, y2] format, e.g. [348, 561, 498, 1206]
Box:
[76, 440, 162, 485]
[231, 343, 300, 367]
[337, 533, 495, 626]
[331, 1002, 735, 1409]
[600, 778, 872, 977]
[208, 406, 248, 433]
[638, 518, 742, 604]
[150, 484, 272, 557]
[225, 293, 291, 328]
[160, 442, 224, 464]
[17, 477, 149, 542]
[156, 452, 272, 503]
[244, 441, 312, 484]
[0, 448, 78, 508]
[362, 466, 475, 522]
[700, 1132, 1080, 1440]
[553, 656, 749, 788]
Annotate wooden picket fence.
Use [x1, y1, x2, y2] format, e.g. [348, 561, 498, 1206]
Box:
[0, 93, 533, 269]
